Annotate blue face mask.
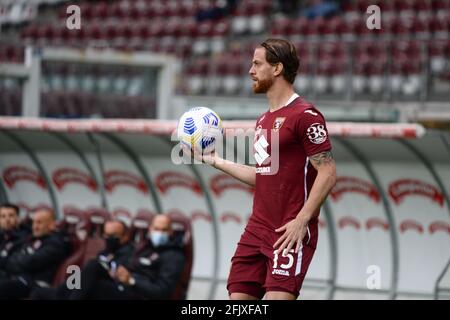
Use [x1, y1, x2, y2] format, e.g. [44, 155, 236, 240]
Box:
[149, 231, 169, 247]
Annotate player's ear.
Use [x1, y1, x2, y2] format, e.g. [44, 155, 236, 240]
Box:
[273, 62, 283, 77]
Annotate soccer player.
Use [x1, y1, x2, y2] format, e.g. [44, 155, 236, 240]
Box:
[189, 38, 337, 300]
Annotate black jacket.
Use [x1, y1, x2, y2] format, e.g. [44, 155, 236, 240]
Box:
[126, 235, 185, 299]
[96, 241, 134, 272]
[5, 231, 71, 286]
[0, 226, 30, 271]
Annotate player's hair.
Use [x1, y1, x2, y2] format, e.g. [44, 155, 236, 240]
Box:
[0, 202, 20, 216]
[260, 38, 299, 84]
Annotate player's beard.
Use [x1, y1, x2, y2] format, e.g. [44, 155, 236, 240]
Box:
[252, 77, 273, 94]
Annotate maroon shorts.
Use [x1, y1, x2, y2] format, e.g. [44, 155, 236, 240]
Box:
[227, 223, 318, 299]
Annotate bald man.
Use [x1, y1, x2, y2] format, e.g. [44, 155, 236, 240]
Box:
[69, 214, 185, 300]
[0, 208, 71, 299]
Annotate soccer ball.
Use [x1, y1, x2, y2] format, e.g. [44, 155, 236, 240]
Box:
[177, 107, 223, 153]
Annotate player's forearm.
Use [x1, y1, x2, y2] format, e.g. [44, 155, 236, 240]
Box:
[298, 164, 336, 221]
[212, 156, 256, 187]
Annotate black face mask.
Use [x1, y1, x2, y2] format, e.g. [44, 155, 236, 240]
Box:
[105, 236, 121, 253]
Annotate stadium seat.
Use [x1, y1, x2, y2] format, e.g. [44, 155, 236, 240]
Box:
[167, 210, 193, 300]
[220, 58, 242, 95]
[186, 58, 209, 95]
[247, 4, 266, 34]
[85, 207, 110, 237]
[270, 16, 292, 37]
[51, 209, 91, 287]
[112, 208, 132, 227]
[231, 5, 249, 35]
[428, 40, 447, 72]
[367, 62, 385, 94]
[131, 209, 155, 244]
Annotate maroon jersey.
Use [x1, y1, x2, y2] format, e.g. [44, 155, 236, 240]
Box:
[248, 94, 332, 232]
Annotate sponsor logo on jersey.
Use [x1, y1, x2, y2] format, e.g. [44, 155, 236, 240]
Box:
[306, 123, 327, 144]
[254, 125, 262, 142]
[254, 135, 269, 165]
[272, 269, 290, 276]
[272, 117, 286, 132]
[255, 166, 271, 173]
[252, 127, 280, 175]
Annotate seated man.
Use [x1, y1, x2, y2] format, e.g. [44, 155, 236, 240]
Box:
[0, 208, 71, 299]
[69, 214, 185, 300]
[0, 203, 30, 280]
[31, 219, 134, 300]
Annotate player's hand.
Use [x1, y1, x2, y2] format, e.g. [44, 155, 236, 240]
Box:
[273, 215, 309, 254]
[181, 144, 217, 167]
[114, 265, 131, 284]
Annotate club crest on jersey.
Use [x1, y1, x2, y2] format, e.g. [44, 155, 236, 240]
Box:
[273, 117, 286, 132]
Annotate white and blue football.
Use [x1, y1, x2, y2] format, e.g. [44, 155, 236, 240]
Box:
[177, 107, 223, 153]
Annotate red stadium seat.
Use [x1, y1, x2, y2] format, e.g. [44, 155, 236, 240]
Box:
[92, 2, 108, 20]
[167, 210, 193, 300]
[112, 208, 132, 227]
[428, 16, 447, 36]
[428, 40, 447, 72]
[110, 3, 125, 19]
[51, 209, 91, 286]
[431, 0, 448, 12]
[131, 209, 155, 244]
[180, 19, 198, 39]
[179, 1, 197, 18]
[271, 16, 292, 37]
[85, 207, 110, 237]
[394, 0, 413, 12]
[414, 0, 432, 12]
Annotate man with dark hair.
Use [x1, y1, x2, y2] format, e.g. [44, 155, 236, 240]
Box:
[0, 208, 71, 299]
[0, 203, 20, 231]
[190, 38, 337, 300]
[0, 203, 30, 280]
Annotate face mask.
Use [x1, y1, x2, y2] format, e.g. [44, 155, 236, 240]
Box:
[105, 236, 121, 253]
[149, 231, 169, 247]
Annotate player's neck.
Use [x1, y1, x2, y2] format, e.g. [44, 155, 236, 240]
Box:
[266, 83, 295, 113]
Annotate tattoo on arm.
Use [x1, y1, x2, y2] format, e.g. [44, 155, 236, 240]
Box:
[310, 151, 334, 167]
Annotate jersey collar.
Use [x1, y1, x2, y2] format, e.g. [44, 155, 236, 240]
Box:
[285, 93, 300, 106]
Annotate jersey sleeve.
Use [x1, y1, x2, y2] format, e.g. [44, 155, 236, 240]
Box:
[296, 108, 332, 157]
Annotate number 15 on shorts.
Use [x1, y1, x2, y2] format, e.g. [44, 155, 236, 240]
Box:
[272, 249, 295, 276]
